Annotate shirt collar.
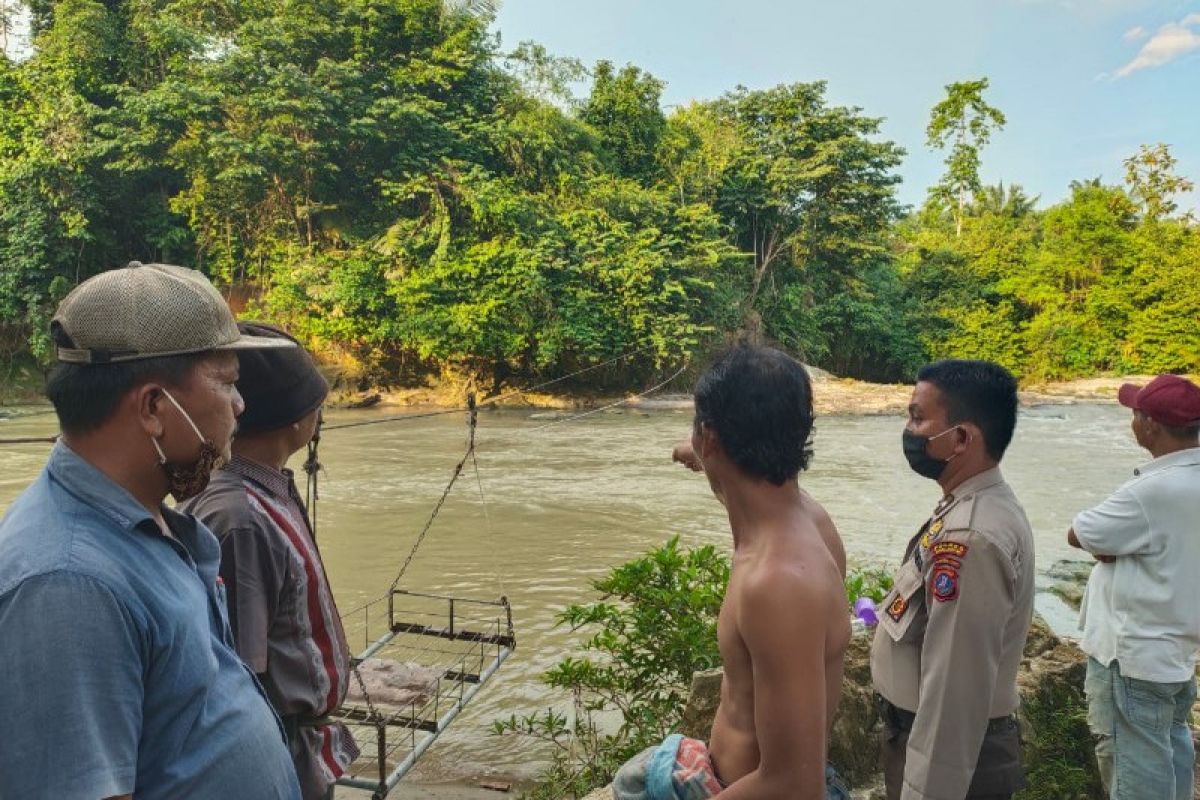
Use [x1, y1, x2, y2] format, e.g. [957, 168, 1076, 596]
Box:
[940, 465, 1005, 509]
[224, 453, 294, 499]
[45, 442, 222, 577]
[46, 441, 158, 533]
[1133, 446, 1200, 477]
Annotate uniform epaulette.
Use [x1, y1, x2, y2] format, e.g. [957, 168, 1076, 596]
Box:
[937, 493, 978, 534]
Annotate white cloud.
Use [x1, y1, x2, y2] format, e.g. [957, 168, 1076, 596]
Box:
[1122, 25, 1148, 42]
[1116, 14, 1200, 78]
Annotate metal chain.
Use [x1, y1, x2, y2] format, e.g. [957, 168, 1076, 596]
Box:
[347, 395, 478, 726]
[388, 394, 477, 594]
[303, 417, 323, 535]
[350, 655, 384, 728]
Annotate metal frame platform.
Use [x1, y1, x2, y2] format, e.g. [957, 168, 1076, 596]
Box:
[333, 589, 515, 799]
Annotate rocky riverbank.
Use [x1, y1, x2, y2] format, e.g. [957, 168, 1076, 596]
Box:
[583, 559, 1200, 800]
[327, 372, 1173, 418]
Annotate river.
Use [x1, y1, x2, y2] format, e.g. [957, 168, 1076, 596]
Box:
[0, 400, 1140, 787]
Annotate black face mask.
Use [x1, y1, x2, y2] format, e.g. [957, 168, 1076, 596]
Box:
[902, 427, 958, 480]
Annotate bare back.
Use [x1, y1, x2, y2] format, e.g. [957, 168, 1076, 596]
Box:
[708, 492, 850, 791]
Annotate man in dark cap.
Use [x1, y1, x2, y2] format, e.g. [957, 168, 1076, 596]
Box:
[182, 322, 358, 800]
[1069, 374, 1200, 800]
[0, 263, 301, 799]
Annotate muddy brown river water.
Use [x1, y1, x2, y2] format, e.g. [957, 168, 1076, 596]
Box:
[0, 401, 1140, 786]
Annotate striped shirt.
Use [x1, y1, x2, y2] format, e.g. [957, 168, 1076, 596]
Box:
[183, 455, 358, 799]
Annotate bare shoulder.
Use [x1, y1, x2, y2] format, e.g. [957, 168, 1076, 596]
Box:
[736, 556, 834, 638]
[799, 488, 846, 578]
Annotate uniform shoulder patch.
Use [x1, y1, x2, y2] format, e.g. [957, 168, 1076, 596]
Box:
[930, 541, 968, 559]
[931, 565, 959, 602]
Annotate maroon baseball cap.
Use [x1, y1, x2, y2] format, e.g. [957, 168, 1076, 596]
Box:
[1117, 374, 1200, 426]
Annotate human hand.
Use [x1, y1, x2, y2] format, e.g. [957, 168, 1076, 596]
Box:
[671, 438, 703, 472]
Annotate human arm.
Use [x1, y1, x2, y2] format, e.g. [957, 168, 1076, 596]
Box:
[1067, 527, 1115, 563]
[215, 522, 284, 673]
[717, 573, 829, 800]
[0, 572, 143, 799]
[902, 534, 1011, 800]
[1071, 483, 1155, 559]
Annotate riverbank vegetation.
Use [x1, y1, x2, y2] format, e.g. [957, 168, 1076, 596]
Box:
[1, 1, 1197, 394]
[492, 538, 895, 799]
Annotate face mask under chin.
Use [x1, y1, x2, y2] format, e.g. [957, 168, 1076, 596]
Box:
[901, 427, 958, 480]
[151, 389, 227, 503]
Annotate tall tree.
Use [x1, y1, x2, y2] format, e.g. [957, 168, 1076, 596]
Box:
[1124, 143, 1194, 223]
[705, 82, 904, 327]
[579, 61, 665, 183]
[926, 78, 1006, 237]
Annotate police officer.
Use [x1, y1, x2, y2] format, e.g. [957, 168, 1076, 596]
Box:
[871, 360, 1034, 800]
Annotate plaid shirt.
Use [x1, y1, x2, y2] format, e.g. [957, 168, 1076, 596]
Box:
[183, 455, 358, 799]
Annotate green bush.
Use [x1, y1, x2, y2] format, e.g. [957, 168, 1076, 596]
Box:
[1016, 682, 1104, 800]
[493, 536, 729, 799]
[495, 541, 901, 798]
[845, 564, 894, 605]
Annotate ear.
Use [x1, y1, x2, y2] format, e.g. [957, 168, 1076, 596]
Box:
[956, 422, 980, 453]
[134, 383, 167, 438]
[698, 422, 722, 461]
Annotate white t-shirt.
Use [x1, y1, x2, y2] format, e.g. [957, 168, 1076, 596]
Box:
[1074, 447, 1200, 683]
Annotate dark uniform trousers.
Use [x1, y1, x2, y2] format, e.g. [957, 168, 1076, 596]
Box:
[879, 698, 1025, 800]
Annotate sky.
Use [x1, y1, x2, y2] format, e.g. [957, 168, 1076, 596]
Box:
[492, 0, 1200, 213]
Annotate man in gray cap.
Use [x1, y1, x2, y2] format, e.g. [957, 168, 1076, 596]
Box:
[0, 263, 302, 799]
[183, 322, 358, 800]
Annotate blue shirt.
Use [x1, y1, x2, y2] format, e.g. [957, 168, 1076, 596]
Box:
[0, 442, 302, 800]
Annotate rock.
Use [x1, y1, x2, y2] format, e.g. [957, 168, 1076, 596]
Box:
[671, 634, 881, 788]
[1015, 623, 1105, 798]
[678, 669, 723, 740]
[668, 614, 1100, 795]
[345, 392, 382, 409]
[829, 633, 882, 787]
[1044, 559, 1094, 612]
[528, 411, 570, 420]
[1023, 611, 1060, 660]
[590, 613, 1099, 797]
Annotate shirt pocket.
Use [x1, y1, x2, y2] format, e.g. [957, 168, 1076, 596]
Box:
[879, 559, 925, 643]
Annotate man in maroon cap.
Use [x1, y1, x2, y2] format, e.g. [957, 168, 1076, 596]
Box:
[1068, 374, 1200, 800]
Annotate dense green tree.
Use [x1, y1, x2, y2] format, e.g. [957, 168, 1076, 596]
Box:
[579, 61, 666, 184]
[691, 83, 910, 376]
[2, 9, 1197, 391]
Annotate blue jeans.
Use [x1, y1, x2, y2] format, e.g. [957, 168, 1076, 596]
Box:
[1085, 658, 1197, 800]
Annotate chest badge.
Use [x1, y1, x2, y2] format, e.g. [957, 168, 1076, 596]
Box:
[886, 595, 908, 622]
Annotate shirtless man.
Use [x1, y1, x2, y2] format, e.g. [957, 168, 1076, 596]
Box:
[661, 345, 851, 800]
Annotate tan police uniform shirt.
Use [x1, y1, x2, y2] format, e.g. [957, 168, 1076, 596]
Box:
[870, 467, 1035, 800]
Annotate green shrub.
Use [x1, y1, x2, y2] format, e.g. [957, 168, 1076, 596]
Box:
[1016, 682, 1105, 800]
[493, 536, 729, 799]
[495, 540, 903, 798]
[845, 564, 894, 605]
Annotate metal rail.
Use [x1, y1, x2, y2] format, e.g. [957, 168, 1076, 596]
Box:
[335, 590, 515, 799]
